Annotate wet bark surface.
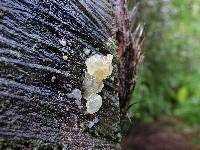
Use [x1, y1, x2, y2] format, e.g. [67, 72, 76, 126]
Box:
[0, 0, 120, 149]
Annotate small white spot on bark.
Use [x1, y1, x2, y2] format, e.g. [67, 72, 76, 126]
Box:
[67, 89, 82, 107]
[59, 39, 66, 46]
[117, 133, 122, 141]
[63, 55, 68, 60]
[83, 48, 91, 55]
[78, 105, 83, 109]
[51, 76, 56, 82]
[88, 117, 99, 128]
[110, 76, 115, 81]
[10, 50, 22, 58]
[66, 107, 69, 111]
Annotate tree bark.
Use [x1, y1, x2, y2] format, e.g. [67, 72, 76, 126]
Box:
[0, 0, 121, 149]
[0, 0, 143, 149]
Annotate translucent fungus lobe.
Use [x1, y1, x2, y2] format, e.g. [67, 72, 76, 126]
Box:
[86, 94, 102, 114]
[84, 54, 113, 114]
[85, 54, 113, 82]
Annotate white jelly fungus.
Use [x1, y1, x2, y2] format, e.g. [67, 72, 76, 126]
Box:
[84, 54, 113, 114]
[86, 94, 102, 114]
[83, 72, 104, 99]
[85, 54, 113, 82]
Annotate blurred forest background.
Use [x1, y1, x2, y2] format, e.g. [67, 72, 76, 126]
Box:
[123, 0, 200, 149]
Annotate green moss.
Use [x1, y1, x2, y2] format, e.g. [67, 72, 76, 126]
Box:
[106, 37, 118, 58]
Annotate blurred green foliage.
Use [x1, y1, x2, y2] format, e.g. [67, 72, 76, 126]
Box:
[129, 0, 200, 125]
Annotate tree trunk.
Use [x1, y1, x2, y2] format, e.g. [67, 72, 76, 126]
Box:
[0, 0, 143, 149]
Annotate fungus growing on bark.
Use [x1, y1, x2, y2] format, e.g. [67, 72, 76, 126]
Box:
[85, 54, 113, 82]
[86, 94, 102, 114]
[84, 54, 113, 114]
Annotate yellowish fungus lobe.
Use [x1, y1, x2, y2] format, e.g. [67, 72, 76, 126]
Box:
[84, 54, 113, 114]
[85, 54, 113, 82]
